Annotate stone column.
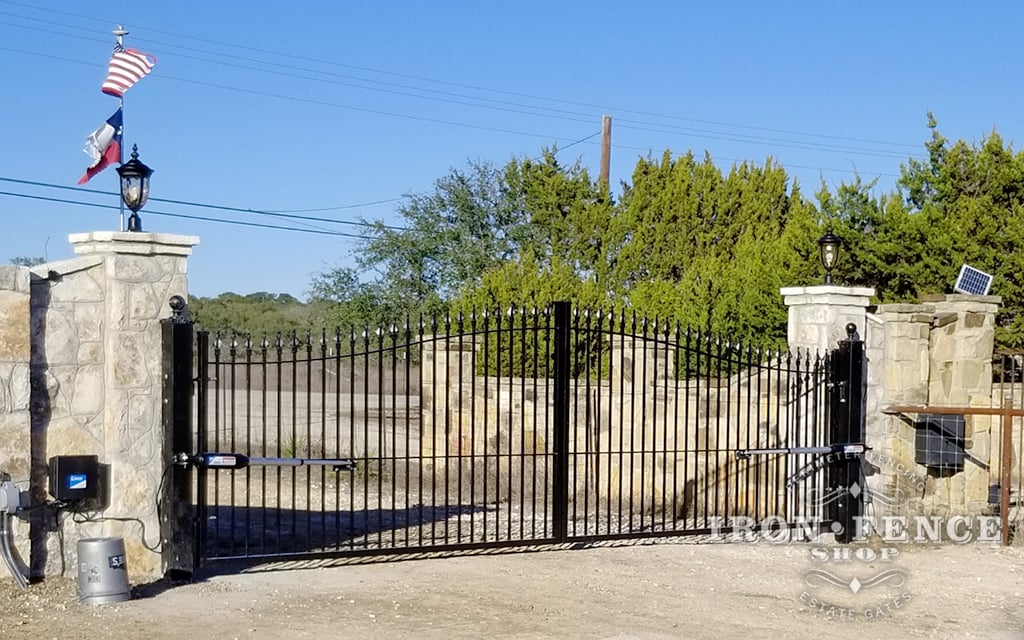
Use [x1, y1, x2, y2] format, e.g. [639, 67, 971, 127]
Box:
[781, 285, 875, 528]
[62, 231, 198, 576]
[924, 294, 1001, 514]
[420, 337, 476, 462]
[780, 285, 876, 355]
[864, 304, 933, 517]
[865, 294, 1001, 519]
[609, 336, 673, 393]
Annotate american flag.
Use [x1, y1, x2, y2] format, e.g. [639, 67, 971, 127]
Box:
[101, 43, 156, 98]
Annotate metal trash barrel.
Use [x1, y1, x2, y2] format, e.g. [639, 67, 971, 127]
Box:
[77, 537, 130, 604]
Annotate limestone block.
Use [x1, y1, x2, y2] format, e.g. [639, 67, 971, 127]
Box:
[0, 291, 29, 362]
[70, 365, 104, 416]
[112, 255, 168, 283]
[930, 479, 950, 512]
[0, 410, 30, 461]
[954, 336, 984, 360]
[792, 324, 822, 348]
[108, 465, 155, 519]
[930, 362, 953, 399]
[930, 338, 956, 363]
[867, 330, 885, 351]
[893, 339, 928, 364]
[39, 365, 78, 419]
[48, 267, 104, 303]
[159, 276, 189, 314]
[74, 303, 104, 342]
[798, 306, 832, 324]
[129, 282, 161, 322]
[44, 416, 103, 455]
[966, 313, 991, 329]
[953, 360, 983, 395]
[972, 414, 995, 436]
[123, 540, 160, 578]
[111, 332, 150, 388]
[76, 341, 103, 365]
[0, 265, 29, 292]
[947, 472, 966, 509]
[106, 387, 129, 443]
[36, 306, 79, 366]
[108, 282, 130, 331]
[964, 463, 989, 510]
[125, 393, 158, 465]
[9, 363, 29, 412]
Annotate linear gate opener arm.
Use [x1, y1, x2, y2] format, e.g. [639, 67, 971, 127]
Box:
[735, 442, 868, 460]
[175, 452, 358, 472]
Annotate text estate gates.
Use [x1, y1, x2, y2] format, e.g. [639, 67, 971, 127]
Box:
[162, 302, 865, 569]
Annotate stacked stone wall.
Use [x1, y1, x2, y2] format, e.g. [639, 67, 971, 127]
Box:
[0, 232, 196, 582]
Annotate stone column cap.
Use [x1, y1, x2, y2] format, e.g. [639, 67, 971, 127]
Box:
[69, 231, 200, 256]
[780, 285, 876, 305]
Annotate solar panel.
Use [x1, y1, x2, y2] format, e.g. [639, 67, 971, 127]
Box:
[953, 264, 993, 295]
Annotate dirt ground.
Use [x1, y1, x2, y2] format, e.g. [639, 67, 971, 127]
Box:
[2, 540, 1024, 640]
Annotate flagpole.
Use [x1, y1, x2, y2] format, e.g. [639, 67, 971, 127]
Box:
[113, 24, 128, 232]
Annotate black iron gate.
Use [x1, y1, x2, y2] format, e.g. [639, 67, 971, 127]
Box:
[164, 301, 865, 568]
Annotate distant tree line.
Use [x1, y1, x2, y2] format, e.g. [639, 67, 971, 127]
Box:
[188, 291, 327, 336]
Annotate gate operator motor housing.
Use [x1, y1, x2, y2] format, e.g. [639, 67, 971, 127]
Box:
[48, 455, 101, 503]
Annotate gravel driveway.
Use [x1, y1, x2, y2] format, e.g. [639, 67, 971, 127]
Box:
[3, 540, 1024, 639]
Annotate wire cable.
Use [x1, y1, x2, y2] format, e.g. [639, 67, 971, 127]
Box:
[0, 0, 920, 151]
[0, 13, 924, 160]
[1, 176, 407, 226]
[0, 177, 408, 232]
[69, 511, 160, 553]
[0, 190, 372, 239]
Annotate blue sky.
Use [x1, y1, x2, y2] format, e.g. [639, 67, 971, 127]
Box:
[1, 1, 1021, 299]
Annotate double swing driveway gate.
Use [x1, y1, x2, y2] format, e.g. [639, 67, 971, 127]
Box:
[160, 301, 866, 570]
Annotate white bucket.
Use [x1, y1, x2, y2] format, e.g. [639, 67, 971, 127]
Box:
[77, 537, 130, 604]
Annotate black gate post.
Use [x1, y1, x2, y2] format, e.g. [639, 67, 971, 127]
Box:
[551, 301, 571, 542]
[194, 330, 209, 568]
[160, 295, 194, 577]
[829, 322, 865, 543]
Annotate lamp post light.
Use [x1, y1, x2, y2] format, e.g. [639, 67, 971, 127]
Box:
[818, 229, 843, 285]
[116, 144, 153, 232]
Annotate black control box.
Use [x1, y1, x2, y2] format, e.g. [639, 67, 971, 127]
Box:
[48, 455, 101, 502]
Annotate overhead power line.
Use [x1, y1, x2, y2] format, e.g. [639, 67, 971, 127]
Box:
[0, 1, 923, 157]
[266, 198, 402, 214]
[0, 189, 371, 238]
[1, 40, 916, 171]
[0, 177, 410, 231]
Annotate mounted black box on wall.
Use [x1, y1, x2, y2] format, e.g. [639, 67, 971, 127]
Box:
[48, 455, 101, 502]
[914, 414, 965, 472]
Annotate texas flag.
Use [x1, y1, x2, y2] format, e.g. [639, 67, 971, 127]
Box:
[77, 108, 123, 185]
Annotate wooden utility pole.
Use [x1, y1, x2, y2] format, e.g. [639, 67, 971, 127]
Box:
[599, 114, 612, 187]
